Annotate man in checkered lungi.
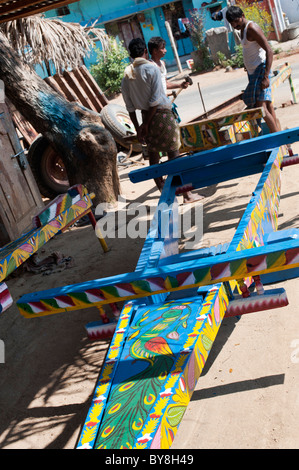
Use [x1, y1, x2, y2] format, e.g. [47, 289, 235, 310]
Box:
[122, 38, 203, 203]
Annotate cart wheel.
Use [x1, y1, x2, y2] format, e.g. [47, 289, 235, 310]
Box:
[27, 135, 69, 199]
[100, 104, 142, 153]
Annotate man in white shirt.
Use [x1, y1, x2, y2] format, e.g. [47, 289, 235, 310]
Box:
[122, 38, 203, 202]
[147, 36, 190, 96]
[122, 38, 180, 192]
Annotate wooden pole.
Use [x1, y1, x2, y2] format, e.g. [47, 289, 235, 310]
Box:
[165, 21, 183, 74]
[197, 82, 207, 117]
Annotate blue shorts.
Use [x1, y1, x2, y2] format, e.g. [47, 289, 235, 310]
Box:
[243, 62, 272, 108]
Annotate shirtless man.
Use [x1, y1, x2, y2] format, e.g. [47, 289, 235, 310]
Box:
[226, 5, 280, 133]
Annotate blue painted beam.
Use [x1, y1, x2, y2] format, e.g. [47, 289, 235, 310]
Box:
[129, 127, 299, 183]
[135, 176, 178, 272]
[261, 229, 299, 284]
[135, 176, 178, 304]
[176, 151, 268, 188]
[16, 237, 299, 314]
[227, 146, 280, 253]
[89, 0, 174, 25]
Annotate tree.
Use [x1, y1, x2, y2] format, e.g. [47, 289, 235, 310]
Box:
[1, 16, 111, 75]
[0, 18, 120, 205]
[188, 9, 214, 72]
[90, 37, 129, 97]
[237, 1, 273, 37]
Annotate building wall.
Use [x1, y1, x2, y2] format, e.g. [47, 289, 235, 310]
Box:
[280, 0, 299, 25]
[234, 0, 287, 40]
[44, 0, 228, 72]
[196, 0, 227, 31]
[43, 0, 289, 75]
[38, 0, 289, 78]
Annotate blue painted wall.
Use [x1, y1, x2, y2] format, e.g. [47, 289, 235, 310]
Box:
[190, 0, 228, 33]
[44, 0, 229, 72]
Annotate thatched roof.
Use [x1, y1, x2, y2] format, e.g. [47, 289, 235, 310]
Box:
[0, 0, 78, 24]
[0, 15, 110, 73]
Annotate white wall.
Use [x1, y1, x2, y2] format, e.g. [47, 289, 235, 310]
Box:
[280, 0, 299, 24]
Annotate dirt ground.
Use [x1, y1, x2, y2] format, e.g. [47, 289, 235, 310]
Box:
[1, 54, 299, 450]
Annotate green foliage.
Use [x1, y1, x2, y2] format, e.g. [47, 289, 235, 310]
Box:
[233, 44, 245, 68]
[216, 51, 227, 67]
[188, 9, 205, 51]
[199, 48, 214, 72]
[216, 44, 244, 69]
[273, 47, 282, 54]
[189, 9, 214, 72]
[90, 37, 129, 96]
[237, 0, 273, 36]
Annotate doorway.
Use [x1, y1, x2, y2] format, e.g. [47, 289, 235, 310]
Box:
[162, 1, 193, 56]
[106, 17, 144, 51]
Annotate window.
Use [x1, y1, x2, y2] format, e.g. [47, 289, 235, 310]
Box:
[56, 6, 70, 16]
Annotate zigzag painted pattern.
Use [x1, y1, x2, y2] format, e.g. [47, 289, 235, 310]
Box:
[17, 240, 299, 318]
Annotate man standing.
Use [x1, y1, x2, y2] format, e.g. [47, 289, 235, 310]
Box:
[147, 36, 191, 123]
[147, 36, 190, 96]
[226, 5, 280, 133]
[211, 3, 241, 45]
[121, 38, 202, 202]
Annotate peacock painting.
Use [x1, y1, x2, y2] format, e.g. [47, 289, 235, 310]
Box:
[94, 299, 198, 448]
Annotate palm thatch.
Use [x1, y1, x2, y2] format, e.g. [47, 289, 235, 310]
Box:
[0, 15, 110, 74]
[87, 26, 111, 55]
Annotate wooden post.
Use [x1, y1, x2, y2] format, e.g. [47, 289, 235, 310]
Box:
[165, 21, 183, 74]
[288, 74, 298, 104]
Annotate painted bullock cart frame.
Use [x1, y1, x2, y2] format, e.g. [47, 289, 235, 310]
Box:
[16, 127, 299, 449]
